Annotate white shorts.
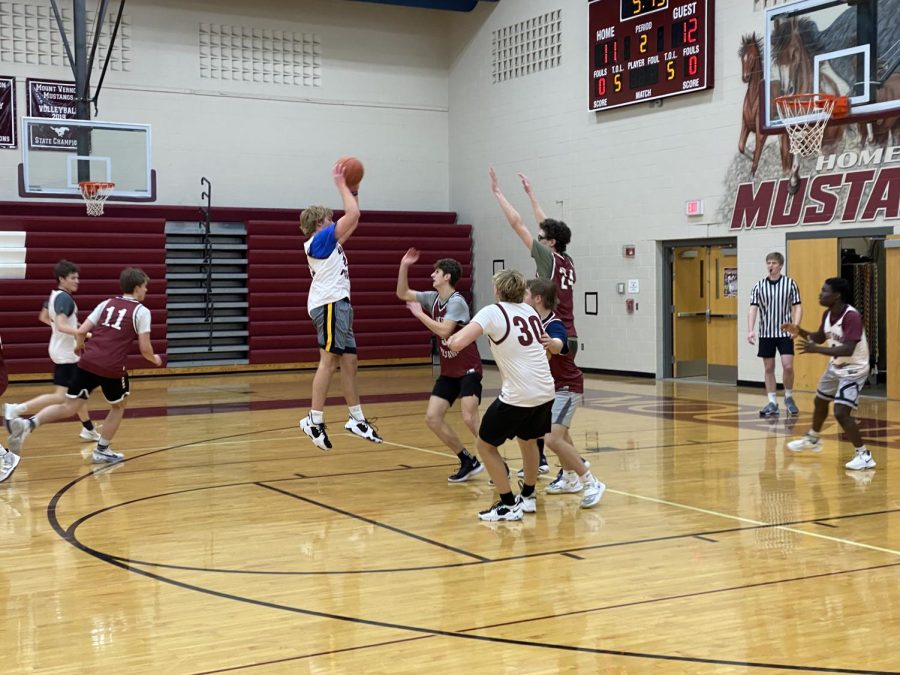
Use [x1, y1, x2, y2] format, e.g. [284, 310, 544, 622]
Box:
[816, 365, 869, 410]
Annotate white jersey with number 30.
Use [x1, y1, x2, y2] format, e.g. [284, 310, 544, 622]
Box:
[471, 302, 555, 407]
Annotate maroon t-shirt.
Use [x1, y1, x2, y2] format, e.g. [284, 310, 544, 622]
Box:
[79, 297, 144, 378]
[429, 293, 482, 378]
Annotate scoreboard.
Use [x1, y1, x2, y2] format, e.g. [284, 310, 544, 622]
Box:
[588, 0, 714, 112]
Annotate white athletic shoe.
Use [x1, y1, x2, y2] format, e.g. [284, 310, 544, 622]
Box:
[478, 499, 523, 522]
[299, 416, 332, 451]
[79, 428, 102, 442]
[844, 450, 876, 471]
[6, 417, 31, 454]
[345, 417, 383, 444]
[545, 470, 583, 494]
[92, 447, 124, 464]
[787, 435, 822, 453]
[0, 449, 20, 483]
[581, 480, 607, 509]
[518, 493, 537, 513]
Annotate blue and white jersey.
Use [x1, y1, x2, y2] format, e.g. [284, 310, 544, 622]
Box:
[304, 223, 351, 314]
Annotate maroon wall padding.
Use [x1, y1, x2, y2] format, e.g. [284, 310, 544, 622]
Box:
[247, 217, 473, 366]
[0, 215, 168, 375]
[0, 203, 472, 375]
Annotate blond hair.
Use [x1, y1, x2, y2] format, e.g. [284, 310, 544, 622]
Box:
[492, 269, 526, 303]
[300, 205, 333, 236]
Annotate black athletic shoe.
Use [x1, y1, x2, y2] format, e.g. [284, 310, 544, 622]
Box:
[448, 458, 485, 483]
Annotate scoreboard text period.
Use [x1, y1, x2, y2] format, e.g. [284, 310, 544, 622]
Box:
[588, 0, 714, 112]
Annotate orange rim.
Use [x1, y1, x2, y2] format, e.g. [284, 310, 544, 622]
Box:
[775, 93, 849, 119]
[78, 181, 116, 196]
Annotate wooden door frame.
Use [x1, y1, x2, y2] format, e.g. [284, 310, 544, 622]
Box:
[660, 237, 737, 378]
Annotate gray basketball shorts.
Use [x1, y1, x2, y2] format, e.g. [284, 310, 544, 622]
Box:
[815, 365, 869, 410]
[551, 388, 583, 428]
[310, 298, 357, 355]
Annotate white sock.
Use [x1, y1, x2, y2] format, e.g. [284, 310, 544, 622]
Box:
[785, 389, 793, 398]
[855, 445, 869, 455]
[579, 470, 595, 484]
[310, 410, 324, 424]
[98, 436, 111, 448]
[10, 403, 27, 416]
[348, 405, 364, 421]
[808, 429, 820, 440]
[768, 393, 777, 404]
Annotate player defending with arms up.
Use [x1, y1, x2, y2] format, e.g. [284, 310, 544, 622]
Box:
[5, 268, 162, 464]
[782, 278, 875, 471]
[524, 278, 605, 508]
[299, 159, 381, 450]
[398, 248, 484, 482]
[448, 269, 555, 522]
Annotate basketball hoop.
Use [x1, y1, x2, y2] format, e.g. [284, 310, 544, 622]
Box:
[78, 181, 115, 216]
[775, 93, 849, 158]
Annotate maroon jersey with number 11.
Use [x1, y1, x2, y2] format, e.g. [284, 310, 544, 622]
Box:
[79, 297, 145, 378]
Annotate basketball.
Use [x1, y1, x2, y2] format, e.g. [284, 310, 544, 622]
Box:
[339, 156, 364, 189]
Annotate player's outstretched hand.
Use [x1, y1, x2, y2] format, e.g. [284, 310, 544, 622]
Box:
[405, 301, 425, 318]
[489, 166, 500, 193]
[780, 323, 800, 337]
[401, 248, 420, 267]
[517, 173, 533, 194]
[332, 159, 348, 188]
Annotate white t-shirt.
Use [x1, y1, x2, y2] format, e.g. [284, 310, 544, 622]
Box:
[47, 289, 79, 364]
[304, 223, 351, 314]
[471, 302, 555, 407]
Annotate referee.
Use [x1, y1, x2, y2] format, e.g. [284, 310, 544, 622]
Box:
[747, 252, 802, 417]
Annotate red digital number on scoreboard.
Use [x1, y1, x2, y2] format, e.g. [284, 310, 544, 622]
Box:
[588, 0, 714, 112]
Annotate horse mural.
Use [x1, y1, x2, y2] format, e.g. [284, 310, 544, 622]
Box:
[738, 33, 791, 175]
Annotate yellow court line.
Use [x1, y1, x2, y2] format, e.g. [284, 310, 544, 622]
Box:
[607, 487, 900, 558]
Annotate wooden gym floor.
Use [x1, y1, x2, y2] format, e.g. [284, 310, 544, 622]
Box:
[1, 366, 898, 674]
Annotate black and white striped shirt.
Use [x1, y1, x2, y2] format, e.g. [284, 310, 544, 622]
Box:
[750, 275, 801, 338]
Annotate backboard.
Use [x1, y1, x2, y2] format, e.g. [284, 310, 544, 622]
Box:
[18, 117, 155, 200]
[763, 0, 900, 131]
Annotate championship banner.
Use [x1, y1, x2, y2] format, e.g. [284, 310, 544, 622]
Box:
[26, 78, 78, 150]
[0, 76, 16, 149]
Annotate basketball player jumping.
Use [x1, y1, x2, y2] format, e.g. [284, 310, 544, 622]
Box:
[299, 159, 382, 450]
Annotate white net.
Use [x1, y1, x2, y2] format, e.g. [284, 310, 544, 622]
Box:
[776, 95, 836, 158]
[79, 182, 115, 216]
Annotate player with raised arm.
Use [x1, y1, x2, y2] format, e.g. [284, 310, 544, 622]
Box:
[490, 168, 579, 475]
[524, 278, 605, 508]
[299, 160, 382, 450]
[447, 269, 555, 522]
[3, 260, 100, 441]
[5, 268, 163, 465]
[398, 248, 484, 482]
[782, 278, 875, 471]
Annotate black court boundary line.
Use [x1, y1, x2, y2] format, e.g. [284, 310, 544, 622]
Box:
[48, 499, 900, 675]
[45, 434, 900, 673]
[256, 482, 488, 562]
[191, 635, 433, 675]
[68, 475, 900, 576]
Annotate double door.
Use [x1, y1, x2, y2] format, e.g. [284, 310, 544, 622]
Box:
[672, 245, 738, 381]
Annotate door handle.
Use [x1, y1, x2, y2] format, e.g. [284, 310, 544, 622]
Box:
[708, 313, 738, 319]
[676, 311, 707, 318]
